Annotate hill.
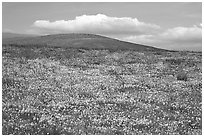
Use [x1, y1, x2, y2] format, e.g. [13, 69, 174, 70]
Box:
[2, 33, 166, 51]
[2, 32, 38, 39]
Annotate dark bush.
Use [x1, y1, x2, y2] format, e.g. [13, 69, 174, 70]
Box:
[177, 71, 187, 81]
[165, 58, 184, 65]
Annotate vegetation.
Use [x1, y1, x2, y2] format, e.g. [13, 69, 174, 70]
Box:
[176, 71, 188, 81]
[2, 44, 202, 135]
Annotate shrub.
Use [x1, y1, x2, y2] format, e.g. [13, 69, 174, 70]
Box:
[177, 71, 187, 81]
[165, 58, 184, 65]
[20, 48, 38, 59]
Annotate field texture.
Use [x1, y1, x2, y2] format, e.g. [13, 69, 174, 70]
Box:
[2, 45, 202, 135]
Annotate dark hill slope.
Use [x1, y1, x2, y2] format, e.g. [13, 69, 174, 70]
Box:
[2, 33, 166, 51]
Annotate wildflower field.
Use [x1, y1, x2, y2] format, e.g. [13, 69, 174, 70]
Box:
[2, 45, 202, 135]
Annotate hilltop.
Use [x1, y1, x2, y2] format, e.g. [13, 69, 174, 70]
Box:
[2, 33, 167, 51]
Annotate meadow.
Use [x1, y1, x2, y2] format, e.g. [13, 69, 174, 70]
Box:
[2, 44, 202, 135]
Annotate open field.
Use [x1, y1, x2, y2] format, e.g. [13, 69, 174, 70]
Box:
[2, 44, 202, 135]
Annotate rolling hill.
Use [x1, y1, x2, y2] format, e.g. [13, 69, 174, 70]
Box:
[2, 32, 38, 39]
[2, 33, 166, 51]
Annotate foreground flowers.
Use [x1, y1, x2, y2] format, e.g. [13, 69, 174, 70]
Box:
[2, 45, 202, 135]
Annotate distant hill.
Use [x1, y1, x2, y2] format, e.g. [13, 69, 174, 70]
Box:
[2, 32, 38, 39]
[2, 33, 167, 51]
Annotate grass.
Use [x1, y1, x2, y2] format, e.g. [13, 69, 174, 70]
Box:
[2, 44, 202, 135]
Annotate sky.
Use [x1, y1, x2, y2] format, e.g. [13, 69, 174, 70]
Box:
[2, 2, 202, 51]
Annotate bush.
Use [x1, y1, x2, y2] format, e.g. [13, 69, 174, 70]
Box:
[177, 71, 187, 81]
[165, 58, 184, 65]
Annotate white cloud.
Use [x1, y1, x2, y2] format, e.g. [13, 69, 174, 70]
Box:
[159, 25, 202, 43]
[32, 14, 160, 35]
[122, 25, 202, 51]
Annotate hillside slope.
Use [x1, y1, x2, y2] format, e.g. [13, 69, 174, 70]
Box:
[2, 33, 166, 51]
[2, 32, 37, 39]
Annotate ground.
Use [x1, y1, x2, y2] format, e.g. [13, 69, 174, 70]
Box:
[2, 45, 202, 135]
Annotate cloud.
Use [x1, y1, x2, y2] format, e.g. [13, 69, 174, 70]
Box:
[160, 26, 202, 51]
[159, 25, 202, 43]
[32, 14, 160, 35]
[122, 25, 202, 51]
